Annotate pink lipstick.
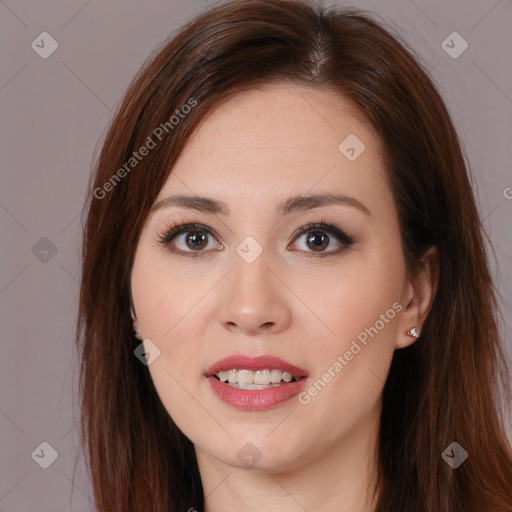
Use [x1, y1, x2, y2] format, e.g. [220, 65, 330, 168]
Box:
[206, 354, 309, 411]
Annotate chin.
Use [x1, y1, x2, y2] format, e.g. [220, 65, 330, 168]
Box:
[200, 434, 307, 472]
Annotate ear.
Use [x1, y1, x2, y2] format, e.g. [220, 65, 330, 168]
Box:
[396, 245, 439, 349]
[130, 297, 142, 340]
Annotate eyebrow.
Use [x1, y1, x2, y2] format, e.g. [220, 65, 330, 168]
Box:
[150, 192, 372, 218]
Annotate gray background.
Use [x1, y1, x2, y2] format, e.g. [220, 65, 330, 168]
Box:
[0, 0, 511, 510]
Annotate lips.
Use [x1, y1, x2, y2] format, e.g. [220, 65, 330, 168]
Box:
[206, 354, 309, 378]
[205, 354, 309, 411]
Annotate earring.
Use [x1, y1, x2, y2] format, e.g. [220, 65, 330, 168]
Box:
[132, 325, 139, 336]
[406, 327, 419, 338]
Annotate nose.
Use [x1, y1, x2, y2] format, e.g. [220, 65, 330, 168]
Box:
[217, 248, 292, 336]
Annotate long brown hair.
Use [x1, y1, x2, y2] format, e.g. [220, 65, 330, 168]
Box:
[76, 1, 512, 510]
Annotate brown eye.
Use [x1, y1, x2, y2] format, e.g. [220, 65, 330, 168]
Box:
[304, 231, 329, 252]
[157, 222, 223, 258]
[289, 221, 355, 258]
[184, 230, 209, 251]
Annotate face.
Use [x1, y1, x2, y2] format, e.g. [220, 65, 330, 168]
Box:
[130, 84, 422, 472]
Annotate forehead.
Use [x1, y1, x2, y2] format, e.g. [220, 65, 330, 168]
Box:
[157, 84, 387, 207]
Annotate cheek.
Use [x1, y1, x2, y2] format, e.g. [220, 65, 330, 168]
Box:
[293, 245, 404, 409]
[131, 242, 208, 339]
[131, 251, 209, 435]
[296, 294, 399, 438]
[132, 261, 207, 376]
[291, 243, 404, 347]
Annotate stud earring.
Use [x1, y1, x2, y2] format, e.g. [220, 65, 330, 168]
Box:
[132, 325, 139, 336]
[406, 327, 419, 338]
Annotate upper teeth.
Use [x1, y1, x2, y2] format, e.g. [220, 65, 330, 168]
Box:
[216, 369, 295, 385]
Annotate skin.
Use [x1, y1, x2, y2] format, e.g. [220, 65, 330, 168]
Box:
[130, 84, 438, 511]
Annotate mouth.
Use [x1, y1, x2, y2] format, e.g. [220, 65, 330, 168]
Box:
[205, 354, 309, 410]
[212, 369, 302, 389]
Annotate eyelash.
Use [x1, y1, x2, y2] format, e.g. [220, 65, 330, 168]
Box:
[156, 218, 356, 259]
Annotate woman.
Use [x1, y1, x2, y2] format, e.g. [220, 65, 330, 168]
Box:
[77, 0, 512, 510]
